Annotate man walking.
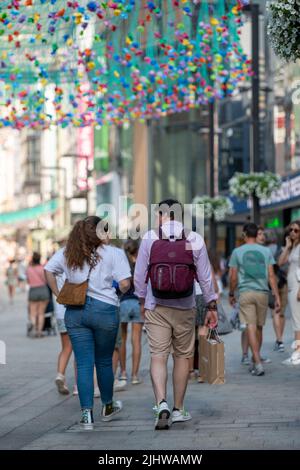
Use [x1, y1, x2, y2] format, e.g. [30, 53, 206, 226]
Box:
[229, 223, 280, 376]
[134, 199, 218, 430]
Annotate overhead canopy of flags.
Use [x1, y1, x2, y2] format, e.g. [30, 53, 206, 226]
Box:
[0, 0, 251, 129]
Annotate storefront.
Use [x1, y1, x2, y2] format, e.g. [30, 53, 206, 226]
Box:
[224, 170, 300, 254]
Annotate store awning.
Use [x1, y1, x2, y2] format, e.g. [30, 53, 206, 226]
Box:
[0, 199, 58, 225]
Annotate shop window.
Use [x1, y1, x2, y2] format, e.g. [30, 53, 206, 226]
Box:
[26, 135, 41, 183]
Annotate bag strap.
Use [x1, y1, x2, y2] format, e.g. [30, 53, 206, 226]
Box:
[207, 328, 222, 343]
[87, 264, 93, 282]
[86, 253, 97, 282]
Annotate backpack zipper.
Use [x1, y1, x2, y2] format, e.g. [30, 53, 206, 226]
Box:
[158, 267, 163, 290]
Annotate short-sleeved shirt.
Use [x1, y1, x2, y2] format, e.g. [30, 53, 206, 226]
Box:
[26, 265, 47, 288]
[229, 243, 275, 293]
[45, 245, 131, 307]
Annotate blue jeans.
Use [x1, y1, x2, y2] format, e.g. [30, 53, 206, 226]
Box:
[65, 296, 119, 409]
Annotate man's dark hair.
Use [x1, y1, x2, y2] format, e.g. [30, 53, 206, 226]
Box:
[158, 198, 183, 221]
[243, 223, 258, 239]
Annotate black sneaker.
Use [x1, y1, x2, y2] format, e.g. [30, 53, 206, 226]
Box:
[101, 400, 123, 422]
[274, 341, 285, 352]
[80, 409, 94, 430]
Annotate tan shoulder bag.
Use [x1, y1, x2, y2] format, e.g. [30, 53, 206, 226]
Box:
[57, 264, 93, 306]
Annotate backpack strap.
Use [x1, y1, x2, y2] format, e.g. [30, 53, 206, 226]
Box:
[145, 228, 166, 284]
[159, 226, 187, 240]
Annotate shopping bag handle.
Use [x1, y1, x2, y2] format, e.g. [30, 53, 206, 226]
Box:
[207, 328, 222, 343]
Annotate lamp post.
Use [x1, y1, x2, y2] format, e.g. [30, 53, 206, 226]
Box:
[244, 1, 261, 224]
[208, 101, 217, 252]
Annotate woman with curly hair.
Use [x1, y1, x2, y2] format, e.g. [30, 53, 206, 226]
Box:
[45, 216, 131, 430]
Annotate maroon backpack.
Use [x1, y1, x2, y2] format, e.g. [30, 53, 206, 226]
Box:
[146, 228, 198, 299]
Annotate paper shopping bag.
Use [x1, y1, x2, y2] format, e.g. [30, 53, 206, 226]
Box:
[199, 331, 225, 385]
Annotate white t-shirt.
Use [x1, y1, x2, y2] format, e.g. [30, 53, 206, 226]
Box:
[45, 245, 131, 306]
[53, 273, 66, 320]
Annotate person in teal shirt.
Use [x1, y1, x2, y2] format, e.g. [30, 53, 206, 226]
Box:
[230, 240, 274, 293]
[229, 223, 280, 376]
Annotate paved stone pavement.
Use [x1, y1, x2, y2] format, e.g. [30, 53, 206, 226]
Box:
[0, 288, 300, 450]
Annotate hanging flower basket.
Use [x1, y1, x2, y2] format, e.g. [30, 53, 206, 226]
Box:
[193, 196, 234, 222]
[267, 0, 300, 62]
[229, 172, 281, 200]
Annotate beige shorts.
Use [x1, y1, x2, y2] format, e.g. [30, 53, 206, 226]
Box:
[239, 291, 269, 327]
[145, 305, 196, 358]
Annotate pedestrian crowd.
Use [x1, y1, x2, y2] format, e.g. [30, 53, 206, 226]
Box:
[2, 200, 300, 431]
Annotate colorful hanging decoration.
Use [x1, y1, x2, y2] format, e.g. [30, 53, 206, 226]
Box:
[0, 0, 251, 128]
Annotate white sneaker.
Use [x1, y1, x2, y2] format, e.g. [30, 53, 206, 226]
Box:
[80, 409, 94, 430]
[172, 409, 192, 423]
[282, 351, 300, 365]
[55, 374, 69, 395]
[154, 401, 170, 430]
[261, 356, 272, 364]
[291, 350, 300, 364]
[113, 379, 127, 392]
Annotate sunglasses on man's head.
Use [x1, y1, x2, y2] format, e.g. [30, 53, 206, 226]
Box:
[290, 228, 300, 234]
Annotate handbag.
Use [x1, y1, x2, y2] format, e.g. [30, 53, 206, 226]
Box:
[216, 303, 232, 335]
[230, 302, 240, 330]
[56, 264, 93, 307]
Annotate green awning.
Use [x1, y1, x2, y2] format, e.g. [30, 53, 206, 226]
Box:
[0, 199, 58, 225]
